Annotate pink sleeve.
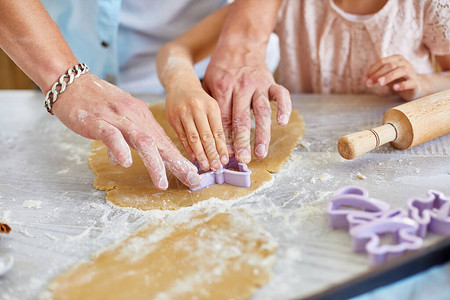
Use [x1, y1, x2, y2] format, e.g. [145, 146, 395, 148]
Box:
[422, 0, 450, 55]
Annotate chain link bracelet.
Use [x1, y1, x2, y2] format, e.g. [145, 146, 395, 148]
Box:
[44, 63, 90, 114]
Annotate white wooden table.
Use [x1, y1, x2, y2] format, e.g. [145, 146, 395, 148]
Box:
[0, 90, 449, 299]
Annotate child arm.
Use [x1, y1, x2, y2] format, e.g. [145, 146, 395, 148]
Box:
[156, 6, 231, 171]
[363, 54, 450, 101]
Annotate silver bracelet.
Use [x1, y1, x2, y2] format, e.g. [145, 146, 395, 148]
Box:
[44, 63, 90, 114]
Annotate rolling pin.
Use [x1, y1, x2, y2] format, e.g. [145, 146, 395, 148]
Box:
[338, 89, 450, 160]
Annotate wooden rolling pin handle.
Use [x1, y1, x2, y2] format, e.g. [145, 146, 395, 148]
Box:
[337, 123, 398, 160]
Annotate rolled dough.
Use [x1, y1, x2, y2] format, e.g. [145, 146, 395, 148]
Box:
[89, 102, 305, 210]
[43, 206, 277, 300]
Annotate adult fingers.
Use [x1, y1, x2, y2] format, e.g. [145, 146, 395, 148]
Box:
[269, 83, 292, 126]
[156, 137, 201, 188]
[232, 90, 253, 163]
[96, 120, 132, 168]
[106, 148, 119, 166]
[180, 115, 210, 171]
[252, 90, 271, 159]
[131, 134, 168, 190]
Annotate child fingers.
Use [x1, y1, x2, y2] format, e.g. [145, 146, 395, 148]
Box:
[207, 82, 234, 157]
[207, 109, 229, 165]
[364, 55, 406, 85]
[393, 79, 417, 91]
[193, 112, 222, 171]
[180, 116, 210, 171]
[171, 119, 196, 161]
[269, 84, 292, 126]
[364, 56, 396, 79]
[377, 66, 411, 86]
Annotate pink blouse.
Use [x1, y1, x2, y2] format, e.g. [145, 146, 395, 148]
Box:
[274, 0, 450, 95]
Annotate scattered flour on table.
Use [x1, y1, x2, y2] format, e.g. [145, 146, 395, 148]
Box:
[19, 228, 36, 238]
[22, 200, 42, 209]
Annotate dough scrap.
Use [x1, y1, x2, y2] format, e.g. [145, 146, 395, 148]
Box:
[89, 102, 305, 210]
[44, 206, 278, 300]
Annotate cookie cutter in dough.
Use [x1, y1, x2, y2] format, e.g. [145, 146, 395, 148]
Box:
[189, 157, 252, 191]
[407, 190, 450, 238]
[0, 253, 14, 276]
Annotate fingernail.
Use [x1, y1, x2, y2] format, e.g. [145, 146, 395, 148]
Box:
[159, 177, 168, 190]
[187, 171, 201, 186]
[211, 159, 221, 171]
[236, 149, 251, 163]
[255, 144, 267, 158]
[366, 79, 373, 86]
[221, 155, 229, 165]
[278, 114, 289, 125]
[378, 77, 385, 85]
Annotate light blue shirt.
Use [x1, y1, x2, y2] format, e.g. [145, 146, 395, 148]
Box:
[41, 0, 227, 94]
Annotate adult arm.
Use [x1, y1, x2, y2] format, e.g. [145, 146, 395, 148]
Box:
[202, 0, 291, 163]
[0, 0, 200, 189]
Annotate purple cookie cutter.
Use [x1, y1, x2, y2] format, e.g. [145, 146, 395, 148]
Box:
[348, 208, 422, 266]
[189, 157, 252, 191]
[327, 186, 422, 266]
[327, 186, 390, 229]
[407, 190, 450, 237]
[328, 186, 450, 266]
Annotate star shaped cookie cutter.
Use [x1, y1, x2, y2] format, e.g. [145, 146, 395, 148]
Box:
[189, 157, 252, 191]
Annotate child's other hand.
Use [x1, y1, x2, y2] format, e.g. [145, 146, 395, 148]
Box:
[166, 86, 228, 172]
[363, 55, 422, 100]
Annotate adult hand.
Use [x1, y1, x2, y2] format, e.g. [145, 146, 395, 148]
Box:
[202, 54, 291, 164]
[166, 83, 228, 172]
[364, 55, 423, 101]
[52, 73, 201, 190]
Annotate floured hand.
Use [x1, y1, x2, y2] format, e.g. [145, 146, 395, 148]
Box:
[51, 73, 201, 190]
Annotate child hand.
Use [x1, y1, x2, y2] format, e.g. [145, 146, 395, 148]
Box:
[364, 55, 422, 100]
[166, 85, 228, 172]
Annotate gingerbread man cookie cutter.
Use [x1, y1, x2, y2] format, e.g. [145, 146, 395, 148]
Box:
[407, 190, 450, 237]
[327, 186, 425, 266]
[348, 208, 422, 266]
[189, 157, 252, 191]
